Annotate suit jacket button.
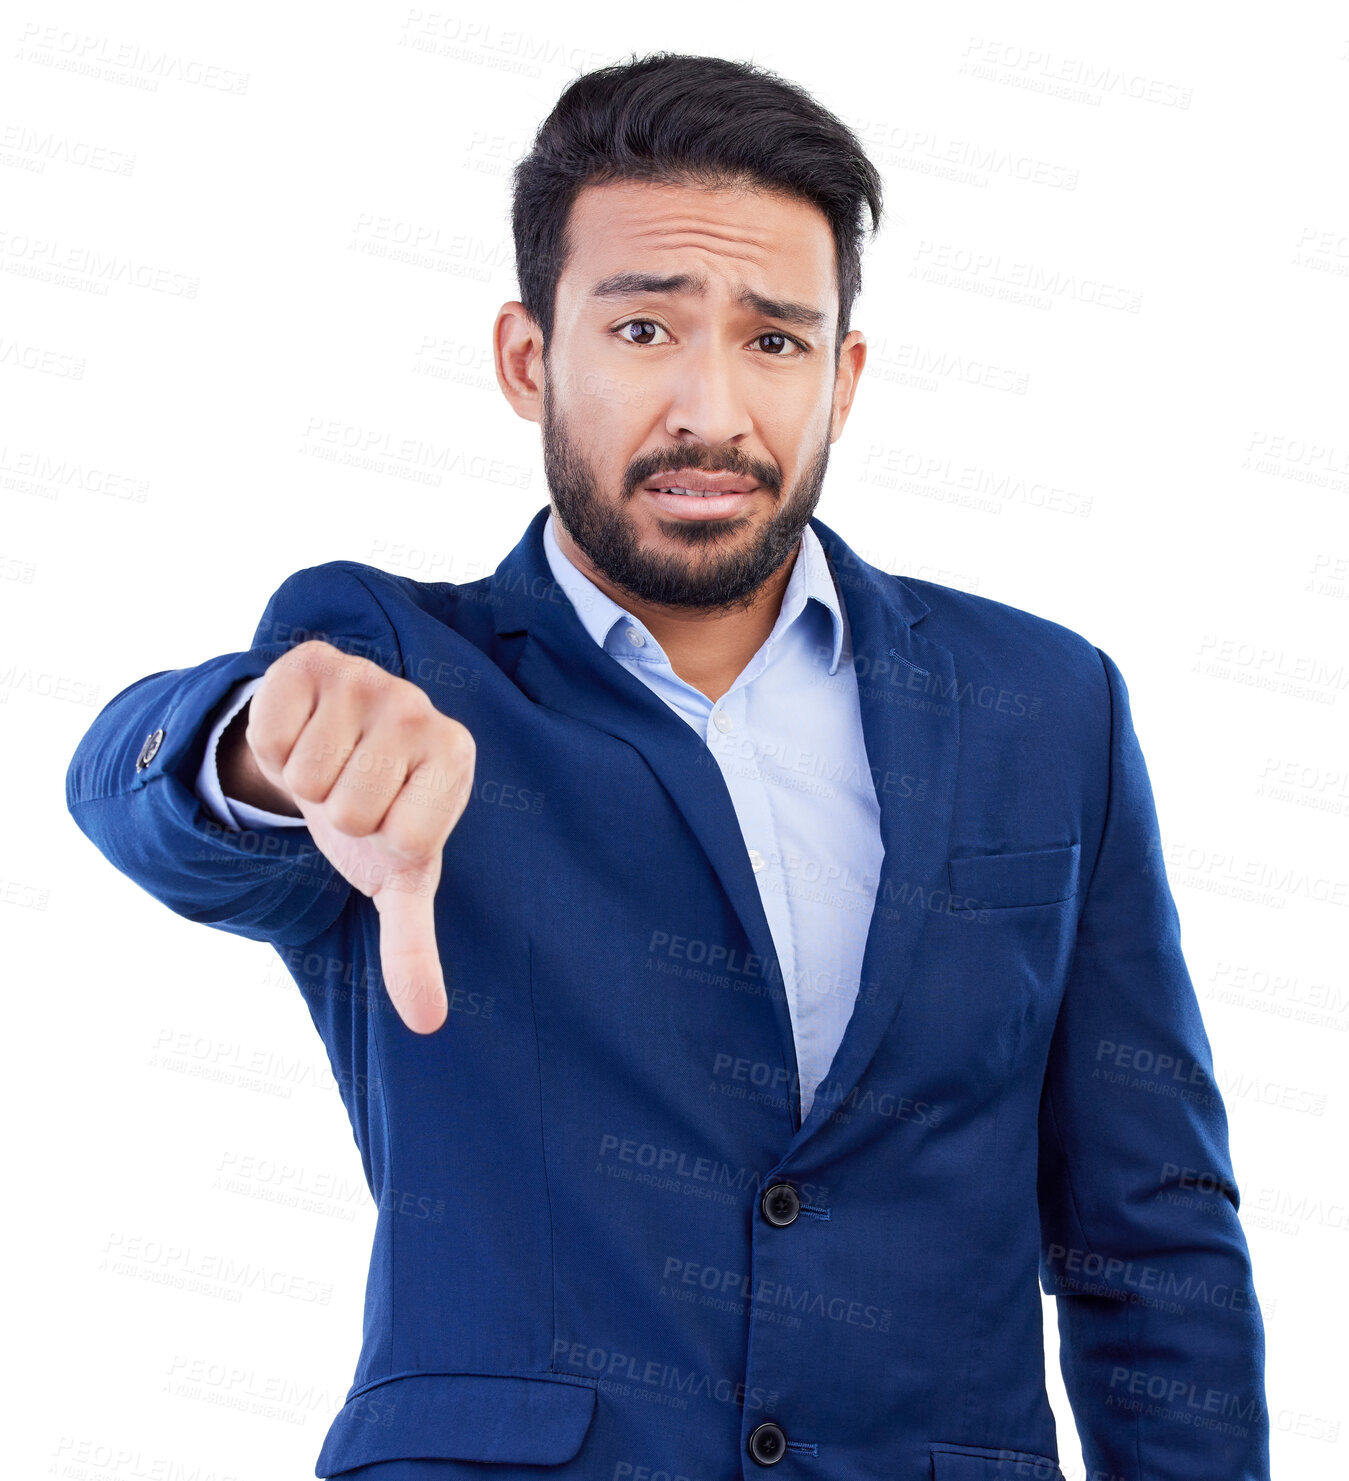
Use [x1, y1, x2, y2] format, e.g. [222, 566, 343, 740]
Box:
[136, 728, 165, 771]
[760, 1182, 801, 1227]
[747, 1420, 787, 1465]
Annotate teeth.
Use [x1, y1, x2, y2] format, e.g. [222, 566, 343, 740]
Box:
[657, 487, 732, 497]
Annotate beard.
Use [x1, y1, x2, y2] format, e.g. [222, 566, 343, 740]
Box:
[540, 371, 831, 614]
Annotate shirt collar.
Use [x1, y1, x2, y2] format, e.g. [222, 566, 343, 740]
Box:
[542, 508, 845, 675]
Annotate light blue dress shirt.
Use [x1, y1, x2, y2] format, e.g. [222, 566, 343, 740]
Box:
[196, 513, 884, 1120]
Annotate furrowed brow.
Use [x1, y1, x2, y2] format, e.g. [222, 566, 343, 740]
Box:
[589, 271, 708, 302]
[736, 288, 826, 332]
[588, 272, 826, 332]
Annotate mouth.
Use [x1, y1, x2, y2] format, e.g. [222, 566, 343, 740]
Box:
[643, 486, 758, 520]
[641, 471, 760, 521]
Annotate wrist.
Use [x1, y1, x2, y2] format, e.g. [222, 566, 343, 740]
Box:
[218, 700, 302, 817]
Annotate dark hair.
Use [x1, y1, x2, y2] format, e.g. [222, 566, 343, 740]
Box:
[510, 51, 884, 365]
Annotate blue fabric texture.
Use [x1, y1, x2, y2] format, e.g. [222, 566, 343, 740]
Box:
[65, 505, 1269, 1480]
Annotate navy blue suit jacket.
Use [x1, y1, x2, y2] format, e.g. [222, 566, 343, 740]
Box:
[65, 505, 1269, 1480]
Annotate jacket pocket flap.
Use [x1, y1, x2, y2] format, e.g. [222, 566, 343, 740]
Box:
[315, 1371, 598, 1476]
[947, 843, 1080, 910]
[930, 1442, 1065, 1478]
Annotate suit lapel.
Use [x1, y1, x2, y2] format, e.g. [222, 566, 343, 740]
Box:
[786, 527, 960, 1149]
[488, 506, 960, 1151]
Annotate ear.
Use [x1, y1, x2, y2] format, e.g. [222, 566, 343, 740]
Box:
[828, 329, 867, 443]
[494, 302, 545, 424]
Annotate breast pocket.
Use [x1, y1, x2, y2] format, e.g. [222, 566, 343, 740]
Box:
[947, 842, 1080, 912]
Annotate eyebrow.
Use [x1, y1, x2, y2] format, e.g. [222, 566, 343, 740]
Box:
[588, 270, 827, 332]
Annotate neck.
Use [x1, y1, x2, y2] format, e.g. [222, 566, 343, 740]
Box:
[553, 522, 798, 704]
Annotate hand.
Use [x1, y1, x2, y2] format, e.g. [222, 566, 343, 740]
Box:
[244, 640, 474, 1033]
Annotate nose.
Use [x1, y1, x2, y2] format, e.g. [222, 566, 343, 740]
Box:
[661, 339, 753, 450]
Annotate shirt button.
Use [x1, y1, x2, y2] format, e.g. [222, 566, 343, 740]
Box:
[713, 709, 733, 733]
[748, 849, 767, 873]
[747, 1420, 788, 1465]
[624, 628, 646, 647]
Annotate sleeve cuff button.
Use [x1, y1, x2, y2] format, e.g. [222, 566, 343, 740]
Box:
[135, 728, 165, 771]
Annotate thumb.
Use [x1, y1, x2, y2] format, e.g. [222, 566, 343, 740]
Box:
[374, 863, 448, 1034]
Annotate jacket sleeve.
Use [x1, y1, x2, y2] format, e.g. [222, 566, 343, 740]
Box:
[64, 561, 404, 948]
[1037, 646, 1270, 1481]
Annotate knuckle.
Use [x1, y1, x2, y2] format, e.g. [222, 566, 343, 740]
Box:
[280, 755, 323, 802]
[440, 717, 476, 762]
[379, 822, 431, 865]
[272, 639, 337, 690]
[336, 654, 377, 692]
[325, 800, 370, 836]
[388, 693, 432, 731]
[243, 722, 277, 769]
[289, 638, 335, 669]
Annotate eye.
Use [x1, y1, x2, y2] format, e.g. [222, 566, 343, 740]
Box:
[609, 319, 811, 357]
[612, 319, 670, 346]
[753, 331, 809, 357]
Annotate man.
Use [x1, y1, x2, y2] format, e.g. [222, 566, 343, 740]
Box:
[66, 51, 1269, 1481]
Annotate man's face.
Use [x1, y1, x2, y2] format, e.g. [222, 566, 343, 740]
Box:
[534, 179, 861, 612]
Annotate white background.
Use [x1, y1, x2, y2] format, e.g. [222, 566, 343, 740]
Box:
[5, 2, 1347, 1477]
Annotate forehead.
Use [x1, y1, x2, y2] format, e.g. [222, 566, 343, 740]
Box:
[560, 179, 837, 308]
